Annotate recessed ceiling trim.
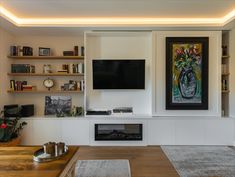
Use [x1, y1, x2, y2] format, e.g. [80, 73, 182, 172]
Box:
[0, 5, 234, 27]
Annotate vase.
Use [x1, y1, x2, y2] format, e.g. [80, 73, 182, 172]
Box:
[178, 67, 197, 99]
[0, 136, 21, 147]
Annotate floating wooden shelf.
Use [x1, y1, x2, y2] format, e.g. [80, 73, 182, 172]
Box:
[222, 73, 230, 76]
[7, 56, 84, 60]
[222, 90, 230, 93]
[7, 73, 84, 76]
[7, 90, 83, 93]
[222, 55, 230, 58]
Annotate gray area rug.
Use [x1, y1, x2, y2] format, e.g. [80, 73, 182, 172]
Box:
[75, 160, 131, 177]
[162, 146, 235, 177]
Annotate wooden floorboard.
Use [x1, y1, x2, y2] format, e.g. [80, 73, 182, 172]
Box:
[77, 146, 179, 177]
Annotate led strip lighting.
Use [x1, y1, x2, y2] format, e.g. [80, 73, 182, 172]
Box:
[0, 5, 235, 27]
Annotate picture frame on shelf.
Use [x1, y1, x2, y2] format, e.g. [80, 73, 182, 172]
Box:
[39, 47, 51, 56]
[165, 37, 209, 110]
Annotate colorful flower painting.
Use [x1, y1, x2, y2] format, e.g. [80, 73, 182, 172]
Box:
[166, 37, 208, 110]
[172, 43, 202, 103]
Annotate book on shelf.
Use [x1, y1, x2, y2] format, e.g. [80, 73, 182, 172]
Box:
[10, 46, 33, 56]
[61, 79, 84, 91]
[72, 63, 84, 74]
[9, 80, 36, 91]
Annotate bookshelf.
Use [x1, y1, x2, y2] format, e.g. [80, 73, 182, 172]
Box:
[8, 54, 85, 92]
[7, 73, 84, 76]
[221, 31, 230, 117]
[7, 90, 83, 93]
[8, 56, 84, 60]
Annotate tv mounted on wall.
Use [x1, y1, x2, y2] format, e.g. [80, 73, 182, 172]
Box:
[92, 59, 145, 89]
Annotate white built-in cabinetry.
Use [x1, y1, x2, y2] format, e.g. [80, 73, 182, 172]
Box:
[21, 116, 234, 146]
[3, 30, 234, 146]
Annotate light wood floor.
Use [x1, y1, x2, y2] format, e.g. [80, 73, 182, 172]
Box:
[77, 146, 179, 177]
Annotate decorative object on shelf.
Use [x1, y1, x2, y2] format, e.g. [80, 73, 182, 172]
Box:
[33, 142, 68, 162]
[39, 47, 51, 56]
[222, 79, 228, 91]
[71, 106, 83, 116]
[74, 46, 79, 56]
[21, 104, 35, 117]
[61, 80, 84, 91]
[63, 80, 77, 91]
[81, 46, 85, 56]
[43, 64, 52, 73]
[44, 96, 72, 116]
[43, 78, 55, 91]
[0, 108, 27, 145]
[22, 46, 33, 56]
[222, 45, 228, 56]
[63, 51, 74, 56]
[113, 107, 133, 114]
[3, 105, 19, 117]
[10, 46, 17, 56]
[166, 37, 209, 110]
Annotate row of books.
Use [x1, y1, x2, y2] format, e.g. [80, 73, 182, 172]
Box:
[11, 64, 35, 73]
[61, 80, 85, 91]
[58, 63, 84, 74]
[10, 80, 35, 91]
[10, 46, 33, 56]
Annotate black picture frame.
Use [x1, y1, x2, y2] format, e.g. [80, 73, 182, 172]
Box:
[166, 37, 209, 110]
[39, 47, 51, 56]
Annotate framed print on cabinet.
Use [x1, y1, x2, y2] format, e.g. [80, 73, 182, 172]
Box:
[165, 37, 209, 110]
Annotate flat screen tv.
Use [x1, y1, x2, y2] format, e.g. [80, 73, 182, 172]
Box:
[92, 59, 145, 89]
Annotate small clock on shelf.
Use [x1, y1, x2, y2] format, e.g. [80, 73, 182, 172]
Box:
[43, 78, 55, 91]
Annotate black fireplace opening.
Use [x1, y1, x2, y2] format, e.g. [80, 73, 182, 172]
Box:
[95, 124, 143, 141]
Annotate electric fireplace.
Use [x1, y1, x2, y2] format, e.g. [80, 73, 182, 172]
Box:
[95, 124, 143, 141]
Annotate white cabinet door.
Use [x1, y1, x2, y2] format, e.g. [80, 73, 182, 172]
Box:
[32, 119, 62, 145]
[20, 119, 34, 145]
[61, 119, 89, 145]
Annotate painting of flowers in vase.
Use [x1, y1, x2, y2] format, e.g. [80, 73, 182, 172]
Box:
[166, 37, 208, 110]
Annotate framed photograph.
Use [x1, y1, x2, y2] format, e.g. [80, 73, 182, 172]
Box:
[165, 37, 209, 110]
[44, 96, 72, 116]
[39, 47, 50, 56]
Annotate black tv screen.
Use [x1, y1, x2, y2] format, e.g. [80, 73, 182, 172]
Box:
[93, 60, 145, 89]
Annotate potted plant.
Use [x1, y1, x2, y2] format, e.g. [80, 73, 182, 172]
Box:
[0, 108, 27, 146]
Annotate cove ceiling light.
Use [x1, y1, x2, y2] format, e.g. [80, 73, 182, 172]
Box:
[0, 5, 235, 27]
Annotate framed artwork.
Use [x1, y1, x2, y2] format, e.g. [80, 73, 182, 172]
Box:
[165, 37, 209, 110]
[39, 47, 51, 56]
[44, 96, 72, 116]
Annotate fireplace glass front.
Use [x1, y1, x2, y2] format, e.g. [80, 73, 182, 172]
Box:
[95, 124, 143, 141]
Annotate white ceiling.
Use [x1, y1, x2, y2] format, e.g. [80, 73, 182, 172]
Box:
[1, 0, 235, 18]
[0, 0, 235, 34]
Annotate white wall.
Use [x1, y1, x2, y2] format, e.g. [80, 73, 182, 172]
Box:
[0, 27, 15, 109]
[85, 32, 153, 115]
[154, 31, 221, 116]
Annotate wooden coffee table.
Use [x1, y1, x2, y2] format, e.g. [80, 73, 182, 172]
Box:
[0, 146, 79, 177]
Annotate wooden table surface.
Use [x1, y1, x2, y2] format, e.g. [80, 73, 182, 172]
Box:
[0, 146, 79, 177]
